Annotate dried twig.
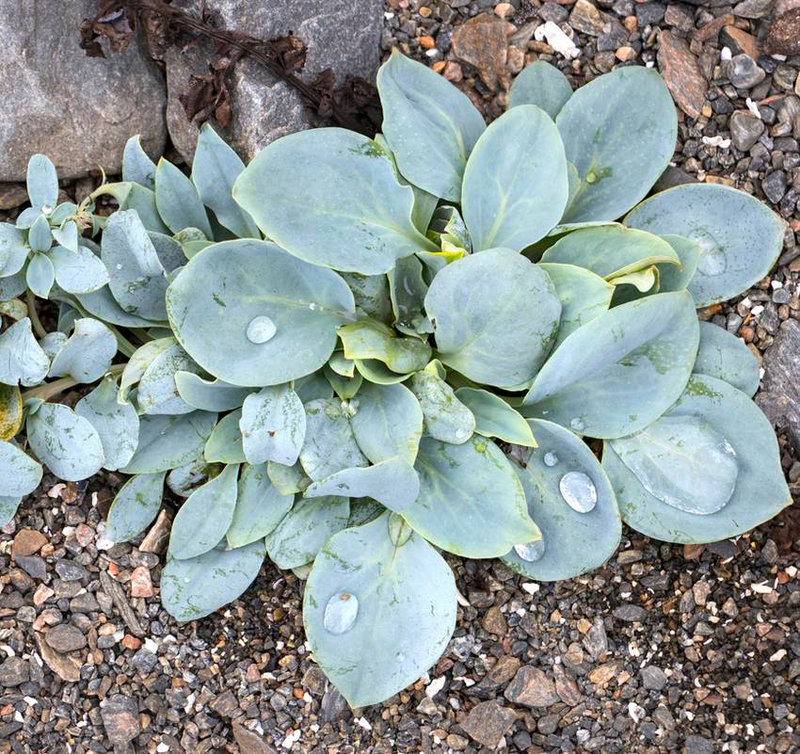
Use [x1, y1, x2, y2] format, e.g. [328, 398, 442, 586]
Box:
[80, 0, 381, 136]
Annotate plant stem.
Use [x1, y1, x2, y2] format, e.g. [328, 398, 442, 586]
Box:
[108, 326, 139, 358]
[25, 291, 47, 339]
[21, 363, 125, 403]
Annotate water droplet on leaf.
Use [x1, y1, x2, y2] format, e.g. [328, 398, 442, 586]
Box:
[559, 471, 597, 513]
[514, 538, 545, 562]
[246, 316, 277, 344]
[323, 591, 358, 635]
[543, 451, 558, 467]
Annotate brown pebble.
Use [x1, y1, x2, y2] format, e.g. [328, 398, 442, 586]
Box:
[419, 35, 436, 50]
[129, 566, 153, 599]
[444, 61, 464, 82]
[12, 529, 47, 558]
[121, 634, 141, 651]
[615, 45, 637, 61]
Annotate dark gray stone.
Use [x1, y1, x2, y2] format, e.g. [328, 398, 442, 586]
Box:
[0, 0, 166, 180]
[0, 657, 29, 687]
[724, 54, 766, 89]
[684, 735, 714, 754]
[164, 0, 383, 162]
[729, 110, 765, 151]
[758, 319, 800, 449]
[641, 665, 668, 690]
[45, 623, 87, 653]
[55, 559, 89, 582]
[613, 604, 648, 622]
[14, 555, 47, 581]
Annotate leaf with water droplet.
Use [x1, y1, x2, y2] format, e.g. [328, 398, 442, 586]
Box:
[303, 512, 457, 707]
[503, 418, 620, 581]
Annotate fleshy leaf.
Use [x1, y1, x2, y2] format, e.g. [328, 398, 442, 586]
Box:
[192, 124, 259, 238]
[240, 384, 306, 466]
[75, 375, 140, 471]
[0, 224, 30, 277]
[161, 540, 266, 622]
[625, 183, 786, 307]
[409, 369, 475, 444]
[50, 245, 110, 294]
[462, 105, 569, 251]
[557, 66, 677, 222]
[338, 319, 431, 374]
[226, 463, 294, 548]
[603, 375, 790, 542]
[175, 372, 253, 412]
[0, 440, 42, 497]
[121, 411, 218, 474]
[233, 128, 435, 275]
[454, 387, 536, 446]
[26, 154, 58, 212]
[204, 409, 246, 464]
[0, 318, 49, 387]
[507, 61, 573, 117]
[523, 291, 699, 438]
[376, 50, 485, 201]
[26, 253, 55, 298]
[303, 512, 457, 707]
[155, 158, 213, 238]
[503, 419, 621, 580]
[122, 135, 157, 189]
[265, 496, 350, 569]
[0, 384, 23, 440]
[658, 234, 701, 293]
[304, 458, 420, 511]
[137, 342, 202, 415]
[169, 463, 239, 559]
[425, 248, 561, 388]
[299, 398, 367, 481]
[693, 322, 759, 397]
[26, 403, 105, 481]
[106, 472, 166, 542]
[350, 381, 423, 464]
[101, 210, 169, 321]
[48, 318, 117, 384]
[166, 240, 356, 387]
[404, 436, 537, 558]
[539, 263, 614, 347]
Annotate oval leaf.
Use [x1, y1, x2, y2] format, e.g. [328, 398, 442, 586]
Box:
[226, 463, 294, 548]
[0, 440, 42, 497]
[106, 472, 166, 542]
[508, 61, 572, 117]
[48, 318, 117, 384]
[240, 384, 306, 466]
[454, 387, 536, 446]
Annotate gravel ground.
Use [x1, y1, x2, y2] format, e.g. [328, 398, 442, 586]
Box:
[2, 1, 800, 752]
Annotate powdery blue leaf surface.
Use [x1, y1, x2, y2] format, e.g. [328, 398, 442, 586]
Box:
[166, 240, 355, 387]
[303, 513, 457, 707]
[557, 66, 677, 223]
[304, 458, 420, 512]
[377, 50, 486, 201]
[658, 234, 701, 293]
[409, 369, 475, 444]
[137, 342, 202, 415]
[101, 210, 169, 321]
[75, 376, 140, 471]
[226, 463, 294, 548]
[192, 124, 259, 238]
[265, 496, 350, 569]
[76, 284, 162, 328]
[161, 540, 266, 622]
[26, 252, 55, 298]
[122, 411, 217, 474]
[604, 375, 791, 542]
[48, 318, 117, 384]
[50, 244, 109, 294]
[425, 248, 561, 389]
[454, 387, 536, 446]
[299, 398, 367, 481]
[541, 225, 680, 279]
[0, 224, 29, 277]
[539, 263, 614, 347]
[462, 106, 569, 251]
[169, 464, 240, 560]
[0, 318, 49, 386]
[240, 385, 306, 466]
[155, 158, 213, 238]
[166, 457, 209, 498]
[233, 128, 435, 275]
[350, 381, 423, 464]
[204, 409, 246, 464]
[404, 436, 538, 558]
[502, 418, 620, 580]
[267, 460, 310, 496]
[0, 496, 22, 527]
[0, 440, 42, 497]
[26, 403, 104, 481]
[175, 372, 252, 412]
[507, 61, 573, 117]
[625, 183, 785, 307]
[26, 154, 58, 212]
[694, 322, 760, 397]
[523, 291, 699, 438]
[106, 472, 166, 542]
[122, 135, 157, 189]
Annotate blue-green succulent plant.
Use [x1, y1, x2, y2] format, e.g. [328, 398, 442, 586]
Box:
[0, 52, 790, 707]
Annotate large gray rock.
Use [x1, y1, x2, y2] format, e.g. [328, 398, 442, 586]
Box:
[164, 0, 382, 162]
[757, 318, 800, 449]
[0, 0, 166, 181]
